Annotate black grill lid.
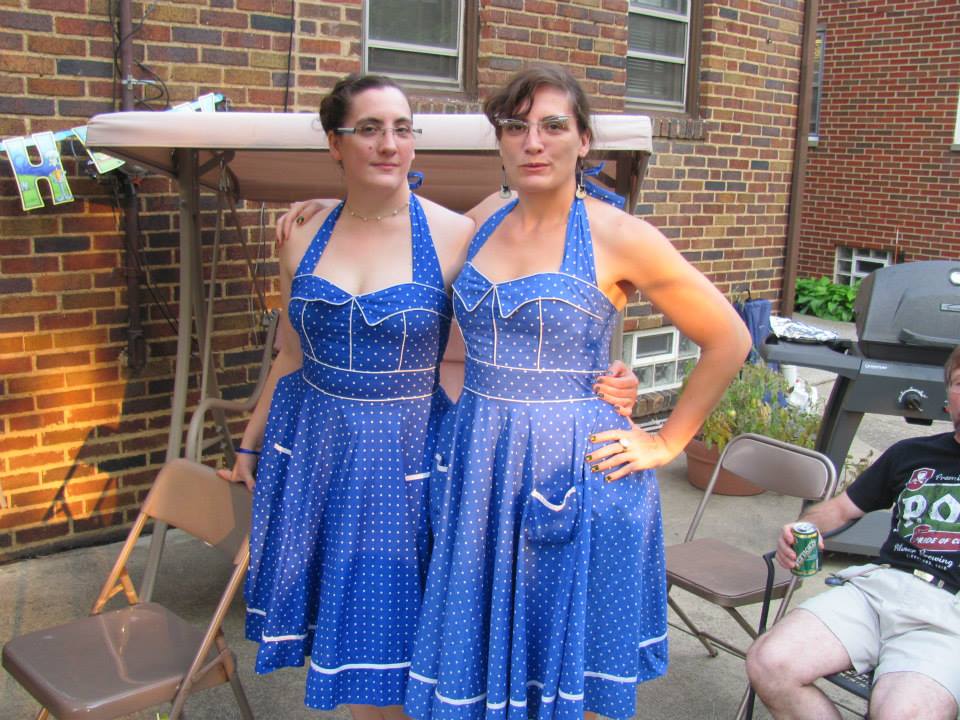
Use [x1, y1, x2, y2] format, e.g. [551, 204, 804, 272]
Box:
[854, 260, 960, 366]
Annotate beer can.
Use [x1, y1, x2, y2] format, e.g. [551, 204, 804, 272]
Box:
[791, 522, 820, 577]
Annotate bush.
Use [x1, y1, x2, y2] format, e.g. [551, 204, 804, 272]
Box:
[794, 276, 859, 322]
[697, 363, 821, 453]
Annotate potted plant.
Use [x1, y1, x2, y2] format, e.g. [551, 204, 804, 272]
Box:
[684, 363, 822, 495]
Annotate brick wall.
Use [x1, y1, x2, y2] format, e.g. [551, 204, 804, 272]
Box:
[0, 0, 805, 560]
[799, 0, 960, 279]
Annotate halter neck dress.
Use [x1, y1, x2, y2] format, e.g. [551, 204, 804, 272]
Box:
[405, 197, 668, 720]
[245, 195, 452, 710]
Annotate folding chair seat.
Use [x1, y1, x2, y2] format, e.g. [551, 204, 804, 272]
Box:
[2, 459, 254, 720]
[667, 433, 837, 660]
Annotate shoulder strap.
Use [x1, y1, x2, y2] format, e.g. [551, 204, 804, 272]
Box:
[466, 199, 518, 261]
[558, 197, 599, 285]
[409, 194, 444, 289]
[294, 202, 344, 277]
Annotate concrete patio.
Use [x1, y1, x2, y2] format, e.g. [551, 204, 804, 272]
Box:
[2, 317, 949, 719]
[0, 449, 879, 720]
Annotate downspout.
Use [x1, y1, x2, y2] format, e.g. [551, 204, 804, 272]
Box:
[782, 0, 818, 317]
[119, 0, 146, 369]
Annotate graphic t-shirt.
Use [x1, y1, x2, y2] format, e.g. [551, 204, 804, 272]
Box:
[847, 432, 960, 590]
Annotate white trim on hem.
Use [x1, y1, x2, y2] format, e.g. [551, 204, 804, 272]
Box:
[310, 660, 411, 675]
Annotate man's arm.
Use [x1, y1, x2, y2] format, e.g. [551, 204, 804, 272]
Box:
[775, 492, 865, 569]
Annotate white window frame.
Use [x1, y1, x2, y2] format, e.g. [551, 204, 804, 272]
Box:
[626, 1, 692, 110]
[363, 1, 465, 90]
[834, 246, 892, 286]
[953, 89, 960, 150]
[809, 29, 826, 145]
[622, 326, 700, 393]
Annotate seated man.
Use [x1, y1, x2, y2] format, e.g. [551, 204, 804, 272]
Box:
[745, 345, 960, 720]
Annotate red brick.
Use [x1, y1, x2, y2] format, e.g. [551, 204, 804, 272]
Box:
[15, 522, 70, 544]
[7, 373, 65, 394]
[35, 274, 92, 292]
[0, 356, 32, 374]
[36, 351, 91, 370]
[7, 450, 64, 471]
[36, 389, 93, 410]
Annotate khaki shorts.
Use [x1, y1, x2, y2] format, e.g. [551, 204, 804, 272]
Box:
[798, 563, 960, 707]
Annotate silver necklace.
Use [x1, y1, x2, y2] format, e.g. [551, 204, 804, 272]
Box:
[344, 201, 409, 222]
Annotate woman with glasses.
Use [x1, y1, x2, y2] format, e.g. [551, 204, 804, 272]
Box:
[220, 73, 637, 720]
[402, 67, 750, 720]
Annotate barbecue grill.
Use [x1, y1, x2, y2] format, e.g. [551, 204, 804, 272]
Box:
[762, 260, 959, 555]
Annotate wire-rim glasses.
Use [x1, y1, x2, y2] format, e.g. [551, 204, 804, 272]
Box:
[335, 123, 422, 141]
[496, 115, 572, 138]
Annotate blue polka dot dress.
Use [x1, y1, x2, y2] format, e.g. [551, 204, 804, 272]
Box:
[245, 195, 452, 710]
[405, 197, 668, 720]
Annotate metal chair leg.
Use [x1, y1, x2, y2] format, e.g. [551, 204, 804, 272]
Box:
[668, 594, 719, 657]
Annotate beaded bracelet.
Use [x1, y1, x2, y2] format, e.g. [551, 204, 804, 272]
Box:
[236, 447, 261, 456]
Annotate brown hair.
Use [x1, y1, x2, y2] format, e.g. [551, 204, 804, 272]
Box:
[319, 74, 409, 134]
[945, 345, 960, 386]
[482, 65, 594, 145]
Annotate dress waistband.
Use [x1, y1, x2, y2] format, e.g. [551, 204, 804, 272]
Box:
[463, 359, 603, 402]
[302, 359, 437, 401]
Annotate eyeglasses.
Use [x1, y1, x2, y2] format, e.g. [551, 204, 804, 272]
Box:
[335, 123, 422, 141]
[496, 115, 572, 138]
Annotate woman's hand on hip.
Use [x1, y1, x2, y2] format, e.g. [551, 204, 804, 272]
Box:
[586, 424, 674, 481]
[594, 360, 637, 417]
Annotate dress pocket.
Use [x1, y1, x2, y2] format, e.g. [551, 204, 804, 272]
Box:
[523, 485, 580, 545]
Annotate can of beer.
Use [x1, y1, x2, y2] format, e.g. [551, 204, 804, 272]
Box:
[791, 522, 820, 577]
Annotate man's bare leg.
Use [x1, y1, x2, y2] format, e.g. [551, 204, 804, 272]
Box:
[869, 671, 958, 720]
[745, 609, 854, 720]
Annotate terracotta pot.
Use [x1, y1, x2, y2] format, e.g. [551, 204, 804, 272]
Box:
[684, 438, 765, 496]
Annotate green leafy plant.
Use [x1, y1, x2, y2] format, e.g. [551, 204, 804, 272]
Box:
[697, 363, 822, 453]
[794, 276, 859, 322]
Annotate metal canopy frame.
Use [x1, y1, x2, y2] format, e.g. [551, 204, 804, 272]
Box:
[86, 111, 653, 598]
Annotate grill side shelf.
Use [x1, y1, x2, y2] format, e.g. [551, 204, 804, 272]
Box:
[760, 337, 862, 379]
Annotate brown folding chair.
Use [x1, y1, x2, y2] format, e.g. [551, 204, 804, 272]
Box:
[667, 432, 838, 661]
[2, 459, 254, 720]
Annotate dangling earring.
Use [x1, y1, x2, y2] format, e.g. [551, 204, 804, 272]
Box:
[575, 168, 587, 200]
[499, 166, 512, 199]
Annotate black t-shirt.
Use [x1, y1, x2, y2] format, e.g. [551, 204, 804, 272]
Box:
[847, 431, 960, 589]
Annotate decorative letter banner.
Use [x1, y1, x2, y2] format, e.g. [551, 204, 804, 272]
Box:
[1, 93, 224, 212]
[1, 132, 74, 211]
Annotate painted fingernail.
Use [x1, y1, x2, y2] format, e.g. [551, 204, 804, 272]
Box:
[596, 392, 604, 399]
[295, 216, 305, 225]
[591, 465, 600, 473]
[589, 434, 597, 443]
[605, 475, 614, 483]
[585, 454, 593, 462]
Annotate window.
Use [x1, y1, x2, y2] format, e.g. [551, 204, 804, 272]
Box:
[953, 89, 960, 150]
[622, 327, 700, 393]
[809, 29, 825, 143]
[364, 0, 472, 91]
[834, 246, 892, 286]
[626, 0, 699, 111]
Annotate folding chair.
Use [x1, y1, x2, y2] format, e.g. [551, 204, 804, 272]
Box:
[667, 432, 838, 660]
[2, 459, 254, 720]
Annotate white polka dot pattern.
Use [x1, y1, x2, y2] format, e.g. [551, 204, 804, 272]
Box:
[245, 196, 453, 710]
[407, 198, 668, 720]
